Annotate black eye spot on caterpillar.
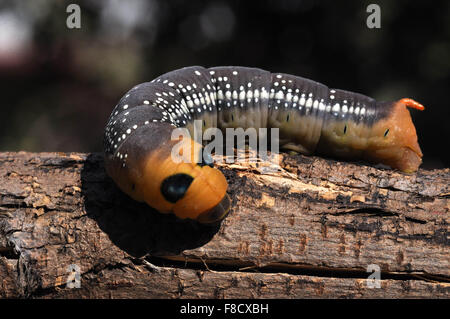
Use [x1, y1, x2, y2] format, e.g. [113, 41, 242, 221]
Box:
[161, 173, 194, 203]
[104, 66, 425, 223]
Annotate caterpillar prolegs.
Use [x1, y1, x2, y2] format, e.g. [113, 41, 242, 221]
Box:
[104, 66, 424, 223]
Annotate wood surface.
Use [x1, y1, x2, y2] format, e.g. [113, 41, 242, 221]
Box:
[0, 152, 448, 298]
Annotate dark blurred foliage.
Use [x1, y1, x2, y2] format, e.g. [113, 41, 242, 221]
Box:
[0, 0, 448, 168]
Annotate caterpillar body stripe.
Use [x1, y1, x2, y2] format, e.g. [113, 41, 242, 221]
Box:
[104, 66, 424, 223]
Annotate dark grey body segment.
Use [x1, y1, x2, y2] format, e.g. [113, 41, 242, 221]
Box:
[104, 66, 394, 165]
[208, 66, 272, 131]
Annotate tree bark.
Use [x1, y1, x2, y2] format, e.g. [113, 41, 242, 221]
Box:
[0, 151, 448, 298]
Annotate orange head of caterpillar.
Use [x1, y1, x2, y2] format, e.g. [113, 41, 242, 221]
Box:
[365, 98, 424, 173]
[138, 138, 230, 223]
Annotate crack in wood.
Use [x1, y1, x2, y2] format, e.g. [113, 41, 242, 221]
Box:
[147, 256, 450, 283]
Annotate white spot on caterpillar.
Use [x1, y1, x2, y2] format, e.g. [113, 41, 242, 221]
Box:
[261, 90, 269, 100]
[342, 105, 348, 113]
[275, 91, 284, 100]
[299, 96, 305, 106]
[233, 70, 238, 75]
[286, 93, 292, 102]
[276, 74, 282, 78]
[319, 101, 326, 111]
[168, 82, 175, 87]
[313, 100, 319, 109]
[195, 70, 201, 76]
[123, 104, 129, 109]
[143, 100, 150, 104]
[330, 95, 335, 100]
[217, 90, 224, 100]
[209, 70, 215, 75]
[332, 103, 340, 113]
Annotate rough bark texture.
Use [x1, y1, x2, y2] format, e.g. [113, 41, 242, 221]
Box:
[0, 151, 448, 298]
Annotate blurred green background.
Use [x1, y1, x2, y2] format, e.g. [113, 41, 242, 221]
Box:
[0, 0, 448, 168]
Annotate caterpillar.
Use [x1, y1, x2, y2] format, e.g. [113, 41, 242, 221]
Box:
[104, 66, 424, 223]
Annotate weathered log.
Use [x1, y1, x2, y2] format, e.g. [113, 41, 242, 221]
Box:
[0, 151, 448, 298]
